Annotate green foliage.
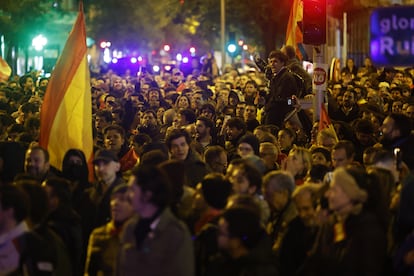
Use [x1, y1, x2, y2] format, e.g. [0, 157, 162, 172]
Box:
[87, 0, 190, 52]
[86, 0, 289, 55]
[0, 0, 50, 47]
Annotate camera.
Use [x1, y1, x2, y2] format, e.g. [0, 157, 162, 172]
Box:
[287, 96, 296, 106]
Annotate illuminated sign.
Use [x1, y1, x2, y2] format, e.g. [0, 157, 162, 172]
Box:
[370, 6, 414, 66]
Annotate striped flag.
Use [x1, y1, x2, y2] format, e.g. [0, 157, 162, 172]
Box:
[39, 2, 93, 180]
[0, 57, 12, 82]
[285, 0, 304, 59]
[319, 103, 339, 142]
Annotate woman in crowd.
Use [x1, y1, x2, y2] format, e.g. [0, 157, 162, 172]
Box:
[283, 146, 312, 186]
[303, 166, 387, 275]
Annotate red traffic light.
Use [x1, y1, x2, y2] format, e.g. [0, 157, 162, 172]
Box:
[303, 0, 327, 45]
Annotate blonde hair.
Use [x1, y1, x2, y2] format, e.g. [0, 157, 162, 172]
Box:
[290, 146, 312, 178]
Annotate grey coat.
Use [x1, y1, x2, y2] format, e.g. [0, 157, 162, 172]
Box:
[116, 208, 195, 276]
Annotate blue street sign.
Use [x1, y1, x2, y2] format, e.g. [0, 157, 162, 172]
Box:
[370, 6, 414, 66]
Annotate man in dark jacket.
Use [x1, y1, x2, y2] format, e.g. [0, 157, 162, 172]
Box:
[165, 128, 208, 187]
[42, 177, 83, 275]
[263, 50, 299, 128]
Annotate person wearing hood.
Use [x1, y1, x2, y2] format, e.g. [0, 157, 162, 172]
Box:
[62, 149, 90, 210]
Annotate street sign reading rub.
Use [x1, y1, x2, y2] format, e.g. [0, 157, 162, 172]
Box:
[370, 6, 414, 66]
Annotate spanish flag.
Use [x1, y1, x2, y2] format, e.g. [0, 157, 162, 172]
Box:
[285, 0, 303, 59]
[319, 103, 339, 142]
[0, 57, 11, 82]
[39, 3, 93, 180]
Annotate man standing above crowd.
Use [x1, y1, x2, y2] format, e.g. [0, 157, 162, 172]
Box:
[260, 50, 299, 128]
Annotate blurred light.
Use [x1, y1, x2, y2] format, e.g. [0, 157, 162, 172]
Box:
[32, 34, 47, 51]
[112, 58, 118, 64]
[113, 50, 123, 58]
[176, 53, 183, 61]
[163, 44, 171, 52]
[100, 41, 111, 48]
[138, 56, 143, 62]
[189, 47, 196, 54]
[103, 48, 111, 63]
[87, 54, 91, 62]
[130, 57, 137, 64]
[164, 65, 172, 71]
[243, 45, 248, 51]
[227, 44, 237, 53]
[153, 65, 160, 72]
[238, 39, 244, 46]
[182, 57, 189, 63]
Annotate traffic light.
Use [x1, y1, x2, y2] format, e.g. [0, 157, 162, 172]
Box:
[227, 31, 237, 56]
[303, 0, 326, 45]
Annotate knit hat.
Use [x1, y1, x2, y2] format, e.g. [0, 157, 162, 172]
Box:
[238, 134, 260, 156]
[333, 167, 367, 205]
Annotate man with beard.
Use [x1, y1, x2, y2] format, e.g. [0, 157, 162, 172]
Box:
[191, 91, 206, 115]
[137, 110, 162, 142]
[194, 116, 217, 152]
[110, 76, 126, 98]
[223, 117, 247, 162]
[380, 113, 414, 171]
[24, 146, 58, 181]
[330, 89, 361, 123]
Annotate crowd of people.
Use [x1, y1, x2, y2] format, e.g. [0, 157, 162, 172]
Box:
[0, 45, 414, 275]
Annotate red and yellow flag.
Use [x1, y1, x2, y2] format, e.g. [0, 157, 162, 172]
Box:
[285, 0, 303, 59]
[0, 57, 12, 82]
[319, 103, 339, 142]
[39, 3, 93, 180]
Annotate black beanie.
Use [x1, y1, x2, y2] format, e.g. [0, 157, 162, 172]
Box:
[238, 134, 260, 156]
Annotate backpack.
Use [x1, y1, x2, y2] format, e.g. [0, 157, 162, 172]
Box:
[287, 68, 308, 98]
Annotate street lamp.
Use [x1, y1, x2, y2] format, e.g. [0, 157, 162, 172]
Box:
[32, 34, 48, 51]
